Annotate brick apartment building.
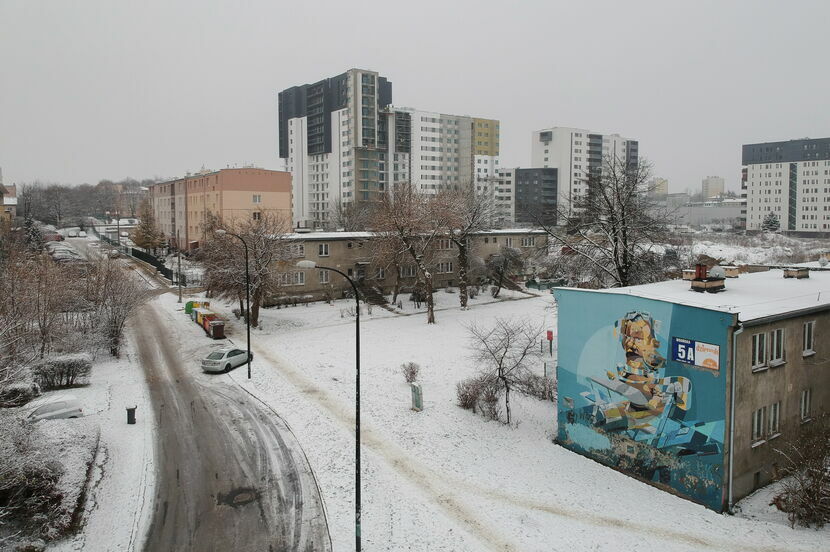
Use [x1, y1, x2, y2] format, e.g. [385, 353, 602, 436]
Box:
[148, 168, 291, 249]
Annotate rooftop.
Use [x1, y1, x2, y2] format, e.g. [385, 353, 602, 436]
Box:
[282, 228, 546, 240]
[586, 269, 830, 323]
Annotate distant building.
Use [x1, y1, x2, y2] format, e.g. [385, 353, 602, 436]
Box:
[702, 176, 725, 199]
[556, 267, 830, 512]
[649, 177, 668, 196]
[278, 68, 393, 228]
[674, 197, 746, 228]
[1, 181, 17, 224]
[148, 168, 292, 250]
[531, 127, 638, 222]
[742, 137, 830, 233]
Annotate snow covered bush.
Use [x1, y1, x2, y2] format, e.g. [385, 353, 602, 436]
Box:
[456, 376, 483, 410]
[33, 354, 92, 390]
[514, 373, 556, 403]
[771, 413, 830, 528]
[400, 362, 420, 384]
[455, 375, 501, 421]
[0, 412, 63, 539]
[0, 381, 41, 407]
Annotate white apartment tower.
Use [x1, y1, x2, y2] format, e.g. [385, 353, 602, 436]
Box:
[279, 69, 393, 228]
[531, 127, 638, 221]
[702, 176, 725, 199]
[742, 138, 830, 233]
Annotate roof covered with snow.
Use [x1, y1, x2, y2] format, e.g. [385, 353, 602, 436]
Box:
[585, 269, 830, 322]
[282, 228, 545, 240]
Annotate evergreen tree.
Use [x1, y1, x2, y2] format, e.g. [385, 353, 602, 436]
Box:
[761, 212, 780, 232]
[132, 200, 165, 253]
[23, 213, 44, 252]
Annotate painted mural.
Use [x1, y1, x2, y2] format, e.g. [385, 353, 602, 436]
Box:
[555, 289, 734, 511]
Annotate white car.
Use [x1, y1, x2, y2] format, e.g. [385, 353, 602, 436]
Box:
[26, 395, 84, 421]
[201, 348, 253, 373]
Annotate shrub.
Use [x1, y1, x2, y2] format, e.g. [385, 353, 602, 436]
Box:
[456, 377, 482, 410]
[0, 412, 63, 537]
[479, 378, 502, 421]
[515, 374, 556, 402]
[469, 286, 479, 299]
[400, 362, 420, 384]
[33, 354, 92, 390]
[0, 382, 41, 407]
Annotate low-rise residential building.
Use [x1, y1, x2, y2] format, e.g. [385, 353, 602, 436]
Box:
[274, 229, 547, 302]
[148, 168, 291, 250]
[1, 183, 17, 223]
[555, 267, 829, 512]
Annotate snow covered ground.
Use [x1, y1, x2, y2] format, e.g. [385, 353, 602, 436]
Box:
[49, 337, 156, 552]
[156, 288, 826, 552]
[682, 232, 830, 266]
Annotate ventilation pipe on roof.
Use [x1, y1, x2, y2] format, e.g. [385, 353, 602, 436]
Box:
[690, 263, 726, 293]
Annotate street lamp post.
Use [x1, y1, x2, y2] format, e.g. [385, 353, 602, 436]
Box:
[216, 229, 252, 379]
[176, 229, 182, 304]
[297, 260, 361, 551]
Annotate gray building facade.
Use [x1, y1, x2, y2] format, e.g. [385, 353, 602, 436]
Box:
[515, 168, 558, 225]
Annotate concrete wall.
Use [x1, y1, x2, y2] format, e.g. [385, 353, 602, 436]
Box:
[730, 308, 830, 502]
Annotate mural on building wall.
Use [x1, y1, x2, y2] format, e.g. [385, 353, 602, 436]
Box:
[555, 290, 733, 511]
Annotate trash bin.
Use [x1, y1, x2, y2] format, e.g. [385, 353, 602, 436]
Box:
[185, 300, 194, 314]
[210, 320, 225, 339]
[126, 405, 137, 424]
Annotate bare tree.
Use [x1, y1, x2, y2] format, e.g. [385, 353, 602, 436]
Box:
[199, 211, 292, 327]
[486, 246, 525, 298]
[437, 189, 495, 309]
[531, 155, 669, 288]
[371, 184, 446, 324]
[467, 318, 543, 424]
[86, 259, 150, 357]
[329, 200, 373, 231]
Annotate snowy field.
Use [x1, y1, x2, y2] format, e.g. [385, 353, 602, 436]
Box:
[157, 288, 827, 552]
[681, 232, 830, 266]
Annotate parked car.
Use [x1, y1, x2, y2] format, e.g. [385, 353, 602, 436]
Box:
[201, 348, 253, 373]
[78, 231, 88, 238]
[26, 395, 84, 421]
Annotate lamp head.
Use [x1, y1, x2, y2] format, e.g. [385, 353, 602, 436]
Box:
[296, 260, 317, 269]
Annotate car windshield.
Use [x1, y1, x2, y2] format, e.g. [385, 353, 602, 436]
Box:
[207, 352, 225, 360]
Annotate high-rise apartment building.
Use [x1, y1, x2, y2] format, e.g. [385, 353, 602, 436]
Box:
[702, 176, 725, 199]
[380, 106, 475, 195]
[531, 127, 638, 221]
[278, 68, 393, 228]
[649, 177, 669, 196]
[742, 138, 830, 233]
[148, 168, 292, 250]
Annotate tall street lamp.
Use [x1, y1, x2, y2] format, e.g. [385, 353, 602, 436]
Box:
[297, 260, 362, 551]
[216, 229, 252, 379]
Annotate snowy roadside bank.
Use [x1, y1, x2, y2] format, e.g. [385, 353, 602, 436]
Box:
[48, 336, 156, 552]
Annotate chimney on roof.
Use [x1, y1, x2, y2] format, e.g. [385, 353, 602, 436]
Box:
[783, 267, 809, 279]
[690, 263, 726, 293]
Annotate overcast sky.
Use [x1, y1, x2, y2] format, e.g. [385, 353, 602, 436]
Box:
[1, 1, 828, 193]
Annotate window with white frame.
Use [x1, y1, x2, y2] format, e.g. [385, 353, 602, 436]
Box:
[436, 238, 452, 250]
[751, 333, 767, 370]
[751, 406, 766, 442]
[252, 194, 262, 204]
[505, 237, 513, 248]
[290, 243, 305, 258]
[800, 388, 812, 420]
[768, 401, 780, 436]
[375, 267, 385, 280]
[436, 261, 453, 274]
[803, 321, 815, 355]
[318, 270, 329, 284]
[400, 265, 416, 278]
[318, 243, 329, 257]
[252, 211, 261, 221]
[770, 328, 785, 364]
[521, 236, 535, 247]
[279, 271, 305, 286]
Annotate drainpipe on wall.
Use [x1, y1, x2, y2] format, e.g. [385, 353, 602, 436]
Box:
[728, 320, 744, 512]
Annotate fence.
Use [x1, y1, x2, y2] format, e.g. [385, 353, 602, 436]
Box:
[92, 226, 188, 286]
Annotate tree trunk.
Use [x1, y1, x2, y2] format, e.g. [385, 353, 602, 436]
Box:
[251, 285, 262, 328]
[392, 263, 401, 304]
[425, 273, 435, 324]
[457, 243, 468, 309]
[501, 374, 511, 424]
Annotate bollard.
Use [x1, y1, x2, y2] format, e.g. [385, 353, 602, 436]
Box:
[126, 405, 137, 424]
[410, 383, 423, 412]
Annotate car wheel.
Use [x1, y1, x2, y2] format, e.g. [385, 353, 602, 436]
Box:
[224, 363, 231, 373]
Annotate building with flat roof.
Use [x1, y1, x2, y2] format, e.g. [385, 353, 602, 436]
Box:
[742, 137, 830, 233]
[531, 127, 638, 223]
[1, 183, 17, 224]
[702, 176, 725, 199]
[555, 267, 829, 512]
[148, 167, 291, 250]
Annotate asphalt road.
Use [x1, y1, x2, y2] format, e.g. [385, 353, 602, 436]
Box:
[134, 300, 331, 552]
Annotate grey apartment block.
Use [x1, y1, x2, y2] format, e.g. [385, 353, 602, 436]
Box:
[742, 138, 830, 165]
[515, 168, 557, 225]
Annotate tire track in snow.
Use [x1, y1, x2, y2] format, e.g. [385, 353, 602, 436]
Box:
[251, 345, 805, 552]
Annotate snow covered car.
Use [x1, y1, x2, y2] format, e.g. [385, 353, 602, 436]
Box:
[26, 395, 84, 421]
[201, 348, 253, 373]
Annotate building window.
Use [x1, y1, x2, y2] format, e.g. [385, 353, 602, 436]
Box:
[318, 243, 329, 257]
[751, 406, 766, 443]
[803, 321, 815, 355]
[400, 265, 416, 278]
[751, 333, 767, 370]
[280, 271, 305, 286]
[290, 243, 305, 258]
[768, 401, 780, 437]
[436, 261, 453, 274]
[319, 270, 329, 284]
[770, 328, 785, 365]
[375, 267, 385, 280]
[252, 194, 262, 204]
[800, 388, 812, 421]
[252, 211, 261, 221]
[521, 236, 535, 247]
[505, 237, 513, 248]
[436, 238, 452, 250]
